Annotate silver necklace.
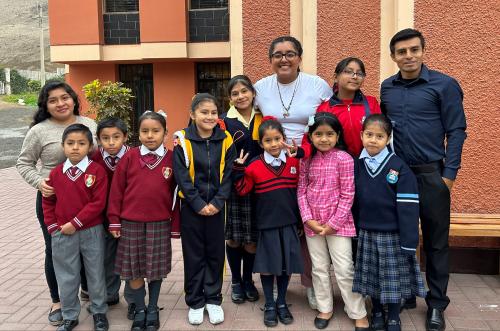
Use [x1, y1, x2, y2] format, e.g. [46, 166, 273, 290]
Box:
[276, 74, 300, 118]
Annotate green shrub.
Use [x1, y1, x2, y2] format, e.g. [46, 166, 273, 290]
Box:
[27, 80, 42, 92]
[10, 70, 30, 94]
[83, 79, 134, 132]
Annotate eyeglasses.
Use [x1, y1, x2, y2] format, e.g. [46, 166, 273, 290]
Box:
[342, 69, 366, 78]
[271, 51, 298, 61]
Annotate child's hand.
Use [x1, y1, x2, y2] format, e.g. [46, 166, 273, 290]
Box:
[110, 230, 121, 238]
[60, 222, 76, 235]
[235, 149, 250, 165]
[281, 139, 298, 157]
[319, 225, 336, 236]
[38, 178, 55, 197]
[198, 205, 211, 216]
[206, 204, 220, 215]
[306, 220, 324, 234]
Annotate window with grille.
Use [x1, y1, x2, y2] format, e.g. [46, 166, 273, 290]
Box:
[105, 0, 139, 13]
[196, 62, 231, 112]
[191, 0, 228, 9]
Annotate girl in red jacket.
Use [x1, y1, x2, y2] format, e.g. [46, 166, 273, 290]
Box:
[301, 57, 381, 158]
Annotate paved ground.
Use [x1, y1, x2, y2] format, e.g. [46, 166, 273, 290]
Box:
[0, 100, 34, 169]
[0, 166, 499, 330]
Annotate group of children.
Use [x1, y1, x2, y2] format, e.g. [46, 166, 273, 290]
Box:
[43, 74, 424, 331]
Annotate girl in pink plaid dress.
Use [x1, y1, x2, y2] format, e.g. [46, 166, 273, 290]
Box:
[297, 112, 369, 330]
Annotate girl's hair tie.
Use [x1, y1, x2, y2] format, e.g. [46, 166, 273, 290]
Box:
[157, 109, 167, 118]
[262, 116, 278, 122]
[304, 115, 315, 132]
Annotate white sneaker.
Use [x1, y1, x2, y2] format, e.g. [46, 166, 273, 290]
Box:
[206, 304, 224, 324]
[306, 287, 318, 310]
[188, 307, 204, 325]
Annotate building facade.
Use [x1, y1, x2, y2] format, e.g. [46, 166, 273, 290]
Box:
[49, 0, 499, 217]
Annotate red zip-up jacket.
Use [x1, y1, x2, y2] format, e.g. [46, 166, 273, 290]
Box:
[300, 90, 381, 158]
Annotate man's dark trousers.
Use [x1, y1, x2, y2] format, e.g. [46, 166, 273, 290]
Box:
[411, 162, 450, 310]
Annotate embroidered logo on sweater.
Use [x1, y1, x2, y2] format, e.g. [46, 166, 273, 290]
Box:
[386, 169, 399, 184]
[85, 174, 96, 187]
[162, 167, 172, 179]
[290, 166, 297, 174]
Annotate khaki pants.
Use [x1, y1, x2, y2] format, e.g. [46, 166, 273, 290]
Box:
[306, 235, 366, 319]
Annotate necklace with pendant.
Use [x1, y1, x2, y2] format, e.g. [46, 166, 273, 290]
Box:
[277, 74, 300, 118]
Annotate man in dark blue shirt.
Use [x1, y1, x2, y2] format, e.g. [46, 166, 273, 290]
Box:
[381, 28, 466, 331]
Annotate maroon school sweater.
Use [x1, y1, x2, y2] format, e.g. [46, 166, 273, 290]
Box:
[43, 160, 108, 234]
[107, 147, 180, 237]
[90, 146, 131, 184]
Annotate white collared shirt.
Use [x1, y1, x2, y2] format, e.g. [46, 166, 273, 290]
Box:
[102, 145, 127, 160]
[264, 150, 287, 167]
[139, 144, 165, 157]
[359, 147, 389, 171]
[62, 156, 90, 174]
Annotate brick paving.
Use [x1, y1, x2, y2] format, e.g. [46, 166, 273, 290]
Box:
[0, 166, 499, 330]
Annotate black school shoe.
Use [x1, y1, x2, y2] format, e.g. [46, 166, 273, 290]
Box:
[56, 319, 79, 331]
[371, 311, 386, 331]
[276, 304, 294, 325]
[243, 280, 260, 302]
[131, 309, 147, 331]
[93, 313, 109, 331]
[231, 282, 246, 304]
[314, 315, 332, 329]
[263, 304, 278, 327]
[145, 307, 160, 331]
[387, 319, 401, 331]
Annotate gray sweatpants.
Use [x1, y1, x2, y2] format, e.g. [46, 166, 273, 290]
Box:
[52, 225, 108, 320]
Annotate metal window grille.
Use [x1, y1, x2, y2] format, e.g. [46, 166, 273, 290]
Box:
[105, 0, 139, 13]
[196, 62, 231, 112]
[190, 0, 228, 9]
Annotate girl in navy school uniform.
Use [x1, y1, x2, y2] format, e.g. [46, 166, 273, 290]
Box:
[221, 75, 263, 304]
[173, 93, 236, 326]
[233, 117, 303, 328]
[352, 114, 426, 331]
[107, 111, 180, 331]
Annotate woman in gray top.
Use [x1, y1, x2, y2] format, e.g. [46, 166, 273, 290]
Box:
[16, 81, 96, 326]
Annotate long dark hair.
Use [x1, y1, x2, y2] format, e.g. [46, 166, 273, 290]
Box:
[307, 112, 346, 156]
[32, 81, 80, 127]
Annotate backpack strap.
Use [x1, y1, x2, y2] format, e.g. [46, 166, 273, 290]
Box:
[362, 96, 371, 118]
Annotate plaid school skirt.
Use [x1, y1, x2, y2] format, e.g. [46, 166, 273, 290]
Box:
[115, 219, 172, 281]
[353, 229, 426, 304]
[225, 191, 258, 244]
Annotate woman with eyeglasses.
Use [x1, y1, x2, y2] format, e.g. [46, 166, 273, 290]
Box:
[254, 36, 333, 149]
[253, 36, 332, 318]
[301, 57, 381, 158]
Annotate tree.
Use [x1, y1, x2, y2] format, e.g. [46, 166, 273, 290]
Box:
[83, 79, 134, 131]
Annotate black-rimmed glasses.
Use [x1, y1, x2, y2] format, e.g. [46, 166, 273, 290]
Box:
[342, 69, 366, 78]
[271, 51, 298, 61]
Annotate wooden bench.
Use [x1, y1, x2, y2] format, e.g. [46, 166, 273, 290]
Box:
[450, 213, 500, 238]
[419, 213, 500, 274]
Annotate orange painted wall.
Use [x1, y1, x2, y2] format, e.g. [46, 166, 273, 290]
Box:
[153, 62, 196, 148]
[317, 0, 381, 98]
[140, 0, 187, 42]
[415, 0, 500, 213]
[242, 0, 290, 82]
[66, 64, 117, 116]
[49, 0, 103, 45]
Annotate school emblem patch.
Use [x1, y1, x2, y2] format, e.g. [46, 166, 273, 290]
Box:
[173, 138, 178, 146]
[290, 166, 297, 174]
[386, 169, 399, 184]
[84, 174, 96, 187]
[162, 167, 172, 179]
